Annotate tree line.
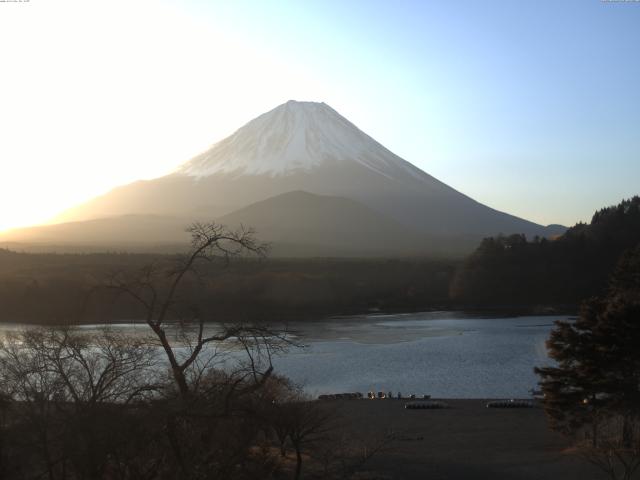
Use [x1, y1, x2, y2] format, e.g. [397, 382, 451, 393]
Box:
[451, 196, 640, 308]
[0, 250, 456, 325]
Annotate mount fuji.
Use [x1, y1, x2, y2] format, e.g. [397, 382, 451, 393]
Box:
[3, 101, 564, 255]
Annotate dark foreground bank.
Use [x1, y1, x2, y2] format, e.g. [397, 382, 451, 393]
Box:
[330, 399, 601, 480]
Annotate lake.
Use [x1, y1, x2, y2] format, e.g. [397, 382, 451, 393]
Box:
[276, 312, 564, 398]
[0, 312, 567, 399]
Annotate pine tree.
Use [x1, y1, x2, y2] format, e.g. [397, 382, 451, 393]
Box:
[536, 244, 640, 476]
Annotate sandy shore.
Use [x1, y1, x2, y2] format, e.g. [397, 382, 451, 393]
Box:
[328, 399, 602, 479]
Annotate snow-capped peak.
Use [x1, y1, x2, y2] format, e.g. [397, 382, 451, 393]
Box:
[179, 100, 417, 179]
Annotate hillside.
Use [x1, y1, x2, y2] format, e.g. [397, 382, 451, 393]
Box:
[450, 196, 640, 306]
[218, 191, 428, 257]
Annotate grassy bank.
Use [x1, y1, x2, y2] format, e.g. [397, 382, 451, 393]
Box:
[325, 399, 600, 479]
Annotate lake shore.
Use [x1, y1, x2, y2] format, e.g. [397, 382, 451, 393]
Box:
[0, 303, 578, 327]
[328, 398, 601, 479]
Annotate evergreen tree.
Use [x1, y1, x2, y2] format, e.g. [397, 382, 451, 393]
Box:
[452, 196, 640, 306]
[536, 244, 640, 448]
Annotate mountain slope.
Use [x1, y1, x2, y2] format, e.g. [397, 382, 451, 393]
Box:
[0, 215, 191, 247]
[218, 190, 427, 256]
[14, 100, 563, 254]
[2, 192, 429, 256]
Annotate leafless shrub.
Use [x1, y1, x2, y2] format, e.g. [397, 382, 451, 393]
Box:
[577, 414, 640, 480]
[0, 327, 163, 479]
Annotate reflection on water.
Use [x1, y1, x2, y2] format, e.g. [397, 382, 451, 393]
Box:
[0, 312, 564, 398]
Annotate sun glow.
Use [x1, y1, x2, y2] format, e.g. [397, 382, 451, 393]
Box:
[0, 0, 328, 233]
[3, 1, 638, 233]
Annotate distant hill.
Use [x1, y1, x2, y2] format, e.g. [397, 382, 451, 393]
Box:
[218, 190, 428, 257]
[451, 196, 640, 307]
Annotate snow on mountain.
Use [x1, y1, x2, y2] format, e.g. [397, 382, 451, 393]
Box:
[179, 100, 422, 180]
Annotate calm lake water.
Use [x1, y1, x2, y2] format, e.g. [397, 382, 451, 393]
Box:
[278, 312, 565, 398]
[0, 312, 567, 399]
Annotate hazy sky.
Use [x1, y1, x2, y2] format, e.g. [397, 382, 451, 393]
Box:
[1, 0, 639, 231]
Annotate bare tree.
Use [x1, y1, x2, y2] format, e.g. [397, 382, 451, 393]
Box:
[0, 327, 162, 480]
[270, 393, 337, 480]
[290, 404, 334, 480]
[104, 222, 276, 397]
[264, 390, 394, 480]
[0, 324, 291, 480]
[101, 222, 300, 479]
[0, 328, 160, 405]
